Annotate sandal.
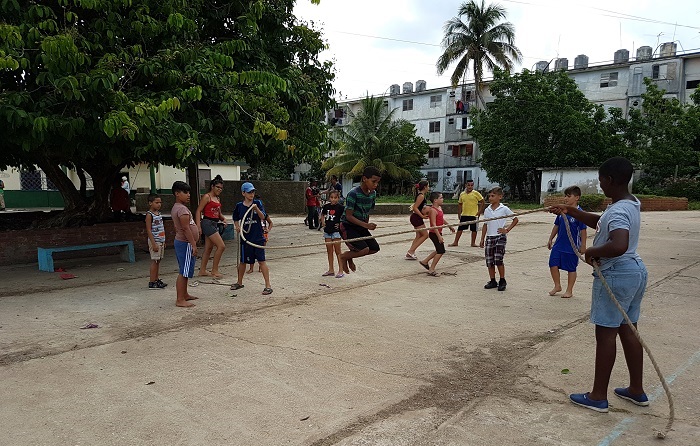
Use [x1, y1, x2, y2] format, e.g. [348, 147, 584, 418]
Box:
[230, 283, 244, 290]
[419, 261, 429, 270]
[322, 271, 335, 277]
[262, 287, 273, 295]
[427, 271, 440, 277]
[405, 252, 417, 260]
[335, 272, 345, 278]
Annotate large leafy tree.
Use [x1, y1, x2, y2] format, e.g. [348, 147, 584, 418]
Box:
[0, 0, 333, 225]
[322, 96, 428, 182]
[436, 0, 521, 107]
[471, 69, 627, 200]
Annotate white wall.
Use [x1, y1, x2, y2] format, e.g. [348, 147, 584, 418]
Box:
[540, 169, 601, 203]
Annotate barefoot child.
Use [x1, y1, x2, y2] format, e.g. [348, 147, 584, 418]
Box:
[338, 166, 382, 274]
[449, 179, 484, 247]
[405, 180, 430, 260]
[146, 194, 167, 290]
[230, 182, 273, 295]
[551, 157, 649, 413]
[479, 187, 518, 291]
[171, 181, 200, 307]
[320, 190, 345, 278]
[547, 186, 587, 298]
[419, 192, 455, 276]
[196, 175, 227, 278]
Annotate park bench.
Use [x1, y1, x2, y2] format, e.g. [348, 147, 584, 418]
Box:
[37, 241, 135, 272]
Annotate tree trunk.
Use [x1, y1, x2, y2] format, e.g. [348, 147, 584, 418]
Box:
[85, 165, 124, 222]
[76, 167, 88, 199]
[35, 160, 84, 211]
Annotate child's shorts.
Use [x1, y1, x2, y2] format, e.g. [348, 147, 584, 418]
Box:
[323, 231, 342, 240]
[458, 215, 478, 232]
[484, 234, 507, 267]
[148, 239, 165, 261]
[549, 249, 579, 272]
[174, 240, 195, 278]
[240, 239, 266, 264]
[428, 232, 446, 254]
[340, 222, 380, 253]
[590, 258, 647, 328]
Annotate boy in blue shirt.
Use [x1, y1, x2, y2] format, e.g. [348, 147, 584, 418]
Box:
[551, 157, 648, 413]
[230, 182, 273, 295]
[547, 185, 587, 298]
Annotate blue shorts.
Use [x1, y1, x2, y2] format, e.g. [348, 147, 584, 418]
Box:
[174, 240, 195, 278]
[240, 239, 266, 264]
[549, 249, 579, 272]
[323, 231, 342, 240]
[590, 258, 647, 328]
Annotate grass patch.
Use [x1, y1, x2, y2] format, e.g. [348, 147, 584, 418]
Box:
[376, 195, 458, 204]
[689, 201, 700, 210]
[503, 201, 545, 210]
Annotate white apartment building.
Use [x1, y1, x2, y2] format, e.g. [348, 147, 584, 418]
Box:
[332, 43, 700, 195]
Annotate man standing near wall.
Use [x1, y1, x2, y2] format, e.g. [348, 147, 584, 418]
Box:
[449, 179, 484, 247]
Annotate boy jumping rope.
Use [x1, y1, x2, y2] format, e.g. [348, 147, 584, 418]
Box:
[171, 181, 199, 307]
[480, 187, 518, 291]
[551, 157, 649, 413]
[338, 166, 382, 275]
[145, 194, 167, 290]
[547, 186, 587, 298]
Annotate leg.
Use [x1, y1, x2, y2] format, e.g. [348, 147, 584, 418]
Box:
[325, 241, 335, 273]
[407, 226, 428, 256]
[333, 242, 342, 272]
[589, 325, 619, 401]
[209, 233, 226, 277]
[487, 265, 496, 280]
[259, 261, 271, 289]
[199, 236, 214, 276]
[496, 264, 505, 280]
[149, 259, 158, 282]
[549, 266, 562, 295]
[470, 229, 478, 247]
[449, 230, 462, 247]
[619, 323, 645, 396]
[429, 253, 443, 272]
[307, 206, 315, 229]
[176, 275, 194, 307]
[563, 271, 577, 298]
[235, 262, 246, 286]
[339, 247, 369, 273]
[420, 251, 436, 269]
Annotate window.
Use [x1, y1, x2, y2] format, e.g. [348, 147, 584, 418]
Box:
[449, 143, 474, 157]
[600, 72, 618, 88]
[334, 108, 345, 118]
[448, 117, 454, 124]
[402, 99, 413, 111]
[462, 90, 472, 102]
[652, 63, 676, 80]
[429, 121, 441, 133]
[461, 117, 470, 129]
[687, 79, 700, 90]
[456, 170, 473, 185]
[428, 147, 440, 158]
[430, 95, 442, 108]
[426, 171, 439, 184]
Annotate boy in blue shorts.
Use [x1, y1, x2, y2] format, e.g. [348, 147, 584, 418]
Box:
[551, 157, 649, 413]
[547, 185, 587, 298]
[231, 182, 273, 295]
[171, 181, 200, 308]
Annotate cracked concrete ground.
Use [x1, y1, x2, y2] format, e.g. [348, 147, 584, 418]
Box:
[0, 211, 698, 446]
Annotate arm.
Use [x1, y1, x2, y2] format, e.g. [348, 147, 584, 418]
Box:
[550, 205, 600, 229]
[179, 213, 198, 256]
[265, 215, 273, 232]
[456, 201, 462, 218]
[145, 213, 158, 251]
[412, 195, 425, 216]
[479, 223, 487, 248]
[477, 199, 485, 216]
[498, 216, 519, 234]
[444, 216, 456, 233]
[585, 228, 628, 265]
[428, 208, 438, 234]
[579, 228, 587, 253]
[195, 193, 210, 227]
[547, 224, 558, 250]
[345, 209, 376, 230]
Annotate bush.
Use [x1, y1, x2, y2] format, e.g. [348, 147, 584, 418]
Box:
[578, 194, 606, 211]
[660, 177, 700, 201]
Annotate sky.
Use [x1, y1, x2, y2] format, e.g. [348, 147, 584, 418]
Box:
[293, 0, 700, 100]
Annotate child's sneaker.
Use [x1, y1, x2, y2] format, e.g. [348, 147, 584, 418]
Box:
[569, 393, 609, 413]
[497, 278, 507, 291]
[156, 279, 168, 288]
[148, 281, 159, 290]
[614, 387, 649, 406]
[484, 279, 498, 289]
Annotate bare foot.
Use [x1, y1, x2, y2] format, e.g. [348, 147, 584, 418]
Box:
[470, 244, 478, 247]
[176, 300, 195, 307]
[348, 259, 356, 272]
[448, 243, 458, 247]
[198, 271, 211, 277]
[186, 295, 199, 301]
[340, 256, 349, 274]
[210, 272, 224, 279]
[549, 286, 562, 296]
[561, 292, 573, 298]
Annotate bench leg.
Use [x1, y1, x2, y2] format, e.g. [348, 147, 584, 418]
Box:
[38, 248, 54, 272]
[120, 242, 135, 263]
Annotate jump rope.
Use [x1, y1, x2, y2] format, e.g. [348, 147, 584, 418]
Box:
[236, 202, 674, 438]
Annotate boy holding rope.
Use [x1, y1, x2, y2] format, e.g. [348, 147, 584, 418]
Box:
[231, 182, 273, 295]
[551, 157, 649, 413]
[338, 166, 382, 274]
[479, 187, 518, 291]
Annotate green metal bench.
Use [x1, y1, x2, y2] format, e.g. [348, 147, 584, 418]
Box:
[37, 241, 135, 272]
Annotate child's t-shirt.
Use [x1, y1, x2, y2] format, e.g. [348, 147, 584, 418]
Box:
[593, 198, 642, 271]
[172, 203, 198, 243]
[322, 203, 344, 234]
[232, 199, 267, 245]
[483, 203, 513, 237]
[552, 206, 585, 253]
[148, 210, 166, 243]
[341, 186, 376, 226]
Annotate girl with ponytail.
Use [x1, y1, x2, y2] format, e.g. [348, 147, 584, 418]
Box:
[405, 180, 430, 260]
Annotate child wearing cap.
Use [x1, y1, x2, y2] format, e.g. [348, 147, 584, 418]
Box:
[231, 182, 273, 295]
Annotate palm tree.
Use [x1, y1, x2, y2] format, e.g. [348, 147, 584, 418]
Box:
[323, 96, 421, 181]
[436, 0, 522, 108]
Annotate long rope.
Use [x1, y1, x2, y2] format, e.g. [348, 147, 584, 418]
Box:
[560, 212, 673, 439]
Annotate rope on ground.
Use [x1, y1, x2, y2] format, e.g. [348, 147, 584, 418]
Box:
[561, 214, 673, 439]
[237, 205, 550, 250]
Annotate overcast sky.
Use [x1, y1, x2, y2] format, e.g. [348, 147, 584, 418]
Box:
[293, 0, 700, 100]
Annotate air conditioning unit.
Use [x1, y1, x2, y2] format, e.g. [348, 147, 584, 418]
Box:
[449, 90, 456, 97]
[547, 180, 557, 192]
[336, 118, 343, 125]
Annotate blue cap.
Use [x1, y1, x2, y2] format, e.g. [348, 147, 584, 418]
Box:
[241, 182, 255, 193]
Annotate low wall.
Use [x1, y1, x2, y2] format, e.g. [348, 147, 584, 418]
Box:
[0, 220, 176, 267]
[374, 203, 459, 215]
[543, 195, 688, 211]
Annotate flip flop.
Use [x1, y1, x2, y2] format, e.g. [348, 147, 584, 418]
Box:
[262, 287, 273, 295]
[419, 261, 429, 270]
[322, 271, 335, 277]
[335, 272, 345, 279]
[230, 283, 244, 290]
[427, 271, 440, 277]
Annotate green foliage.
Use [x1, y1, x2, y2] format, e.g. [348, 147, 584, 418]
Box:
[471, 69, 627, 200]
[0, 0, 334, 221]
[436, 0, 521, 106]
[323, 96, 429, 181]
[578, 194, 607, 211]
[634, 175, 700, 201]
